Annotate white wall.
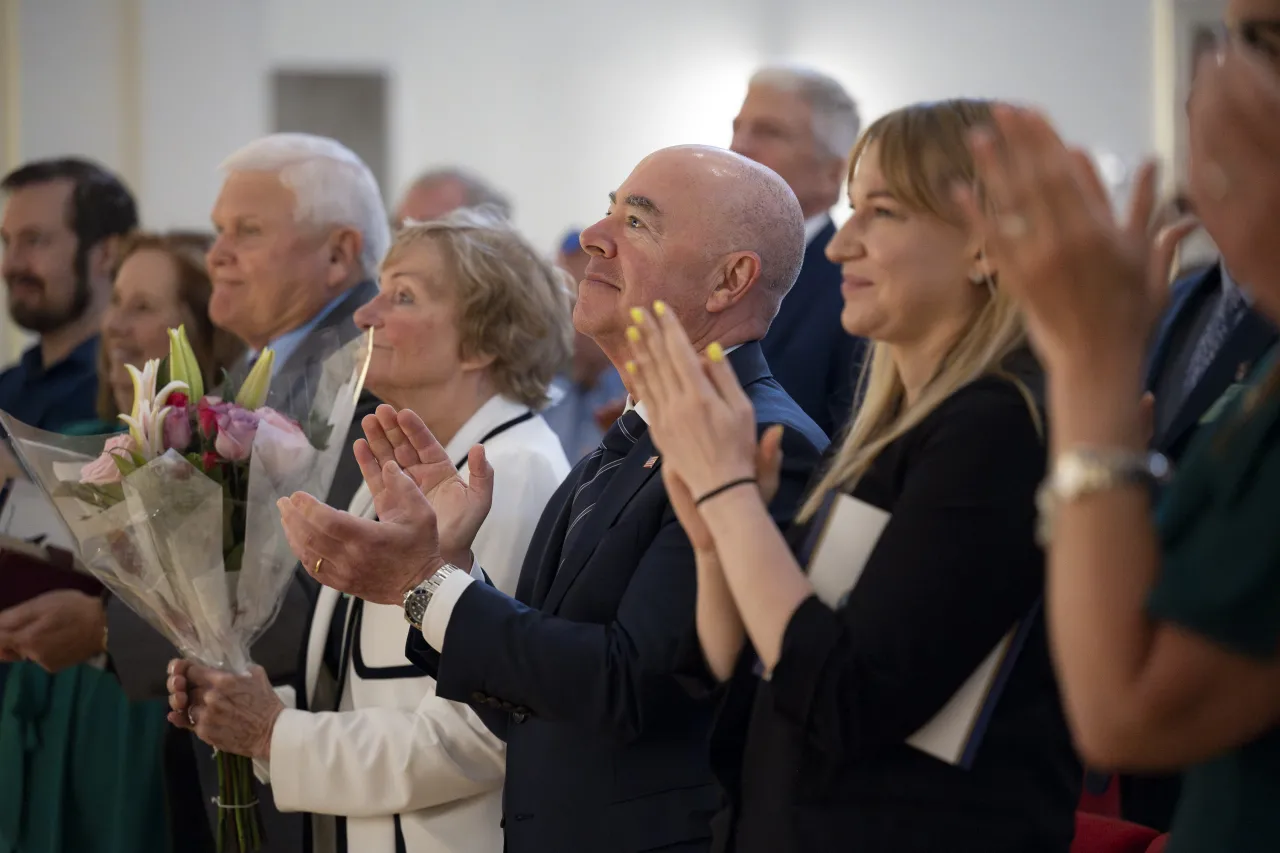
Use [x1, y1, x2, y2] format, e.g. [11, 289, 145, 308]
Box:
[4, 0, 1159, 357]
[16, 0, 127, 177]
[266, 0, 767, 250]
[266, 0, 1155, 247]
[138, 0, 267, 230]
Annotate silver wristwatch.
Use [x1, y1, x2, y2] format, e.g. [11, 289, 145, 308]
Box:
[1035, 447, 1171, 545]
[403, 564, 467, 630]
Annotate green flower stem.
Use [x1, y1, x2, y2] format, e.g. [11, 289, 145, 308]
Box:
[214, 751, 262, 852]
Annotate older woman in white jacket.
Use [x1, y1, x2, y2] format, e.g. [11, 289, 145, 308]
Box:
[167, 209, 574, 853]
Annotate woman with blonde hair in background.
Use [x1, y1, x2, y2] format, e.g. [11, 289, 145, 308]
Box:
[627, 99, 1080, 851]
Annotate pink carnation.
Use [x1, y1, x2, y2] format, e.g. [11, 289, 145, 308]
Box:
[80, 433, 138, 485]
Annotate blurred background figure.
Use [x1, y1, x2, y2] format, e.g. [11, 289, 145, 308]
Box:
[0, 159, 137, 434]
[68, 231, 244, 433]
[542, 228, 626, 462]
[730, 66, 867, 438]
[392, 167, 513, 227]
[0, 230, 242, 853]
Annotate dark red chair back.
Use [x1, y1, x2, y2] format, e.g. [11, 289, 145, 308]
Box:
[1071, 812, 1160, 853]
[1077, 772, 1121, 818]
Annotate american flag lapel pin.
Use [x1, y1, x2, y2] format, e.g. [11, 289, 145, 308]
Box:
[643, 456, 659, 469]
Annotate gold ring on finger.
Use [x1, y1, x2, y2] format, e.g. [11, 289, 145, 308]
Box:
[312, 557, 324, 576]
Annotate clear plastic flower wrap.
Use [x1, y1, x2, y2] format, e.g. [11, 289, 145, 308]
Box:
[0, 327, 371, 852]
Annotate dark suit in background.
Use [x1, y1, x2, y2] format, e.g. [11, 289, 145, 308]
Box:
[1118, 263, 1278, 831]
[406, 342, 828, 853]
[761, 217, 866, 438]
[104, 280, 379, 852]
[1147, 264, 1277, 465]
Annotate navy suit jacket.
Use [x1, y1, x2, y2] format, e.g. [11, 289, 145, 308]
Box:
[1145, 264, 1278, 463]
[406, 342, 828, 853]
[761, 218, 866, 438]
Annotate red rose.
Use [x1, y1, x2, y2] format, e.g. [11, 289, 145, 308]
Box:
[197, 397, 226, 438]
[168, 391, 189, 409]
[201, 451, 219, 472]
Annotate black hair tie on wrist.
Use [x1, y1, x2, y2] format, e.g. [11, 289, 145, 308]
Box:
[695, 477, 757, 507]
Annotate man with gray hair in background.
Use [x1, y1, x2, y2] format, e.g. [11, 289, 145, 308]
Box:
[731, 65, 866, 437]
[393, 166, 512, 225]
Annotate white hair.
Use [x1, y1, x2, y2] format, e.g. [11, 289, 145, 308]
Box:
[750, 66, 862, 162]
[221, 133, 391, 278]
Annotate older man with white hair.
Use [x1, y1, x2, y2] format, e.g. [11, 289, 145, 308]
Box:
[209, 133, 389, 402]
[112, 133, 389, 851]
[731, 65, 867, 437]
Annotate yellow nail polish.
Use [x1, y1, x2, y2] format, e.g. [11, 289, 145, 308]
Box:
[630, 307, 644, 324]
[653, 300, 667, 317]
[624, 360, 637, 375]
[626, 326, 641, 342]
[707, 342, 724, 362]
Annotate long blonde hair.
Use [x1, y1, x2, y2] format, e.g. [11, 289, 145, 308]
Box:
[798, 99, 1039, 522]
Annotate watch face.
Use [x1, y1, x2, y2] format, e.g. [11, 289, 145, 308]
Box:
[404, 589, 427, 628]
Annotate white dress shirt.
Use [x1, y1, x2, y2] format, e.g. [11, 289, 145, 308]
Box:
[803, 213, 832, 248]
[263, 395, 571, 853]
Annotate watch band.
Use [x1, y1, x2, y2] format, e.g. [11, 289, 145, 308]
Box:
[403, 563, 466, 630]
[1035, 447, 1171, 545]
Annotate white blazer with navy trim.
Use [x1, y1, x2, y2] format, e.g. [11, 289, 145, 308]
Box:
[261, 395, 571, 853]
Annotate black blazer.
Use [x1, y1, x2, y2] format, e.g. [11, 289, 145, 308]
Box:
[1146, 264, 1278, 464]
[761, 219, 867, 438]
[712, 364, 1080, 853]
[406, 342, 829, 853]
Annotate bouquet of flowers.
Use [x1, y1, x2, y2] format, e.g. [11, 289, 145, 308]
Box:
[0, 326, 370, 852]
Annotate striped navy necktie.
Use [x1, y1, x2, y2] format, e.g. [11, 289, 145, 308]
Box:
[559, 409, 647, 563]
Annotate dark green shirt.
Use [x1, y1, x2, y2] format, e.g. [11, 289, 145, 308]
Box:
[1149, 350, 1280, 853]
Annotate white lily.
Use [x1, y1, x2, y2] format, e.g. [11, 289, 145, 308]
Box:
[117, 359, 189, 460]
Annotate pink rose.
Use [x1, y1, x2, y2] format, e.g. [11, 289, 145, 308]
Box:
[214, 406, 261, 461]
[162, 404, 193, 452]
[257, 407, 304, 437]
[80, 433, 138, 485]
[254, 407, 316, 481]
